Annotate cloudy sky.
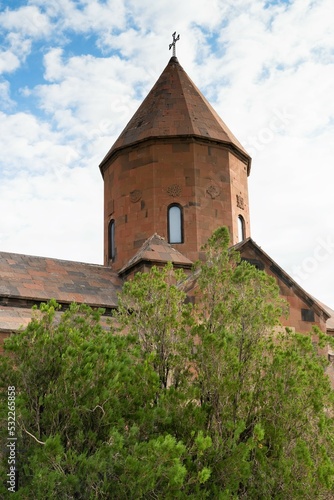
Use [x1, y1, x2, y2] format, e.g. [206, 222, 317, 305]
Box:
[0, 0, 333, 308]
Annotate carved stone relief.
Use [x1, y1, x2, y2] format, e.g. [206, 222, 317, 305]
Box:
[207, 185, 220, 199]
[130, 190, 142, 203]
[167, 184, 182, 197]
[236, 194, 244, 209]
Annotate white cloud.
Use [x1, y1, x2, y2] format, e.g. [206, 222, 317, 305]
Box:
[0, 81, 14, 109]
[0, 166, 103, 263]
[0, 6, 50, 75]
[0, 111, 83, 176]
[36, 49, 150, 142]
[0, 50, 21, 74]
[0, 5, 51, 37]
[29, 0, 127, 35]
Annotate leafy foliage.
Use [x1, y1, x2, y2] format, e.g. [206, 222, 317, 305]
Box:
[1, 227, 334, 498]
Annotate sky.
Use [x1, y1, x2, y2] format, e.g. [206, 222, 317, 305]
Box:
[0, 0, 333, 308]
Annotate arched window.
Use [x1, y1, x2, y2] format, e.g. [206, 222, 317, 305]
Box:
[238, 215, 245, 242]
[168, 204, 183, 244]
[108, 220, 115, 261]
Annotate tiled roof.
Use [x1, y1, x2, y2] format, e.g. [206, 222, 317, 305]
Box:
[0, 306, 36, 332]
[0, 306, 114, 335]
[100, 56, 251, 172]
[0, 251, 122, 309]
[119, 233, 193, 275]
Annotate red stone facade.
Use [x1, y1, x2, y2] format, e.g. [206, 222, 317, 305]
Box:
[100, 56, 251, 271]
[102, 137, 250, 270]
[238, 240, 329, 334]
[98, 54, 332, 340]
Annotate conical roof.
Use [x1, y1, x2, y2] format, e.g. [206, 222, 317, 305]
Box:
[118, 233, 193, 275]
[100, 57, 250, 170]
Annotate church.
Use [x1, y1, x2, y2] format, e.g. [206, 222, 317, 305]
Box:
[0, 40, 333, 354]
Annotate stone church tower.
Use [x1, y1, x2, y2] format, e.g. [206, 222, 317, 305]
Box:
[0, 45, 332, 350]
[99, 55, 251, 271]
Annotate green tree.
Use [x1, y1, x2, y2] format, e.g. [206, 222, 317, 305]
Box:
[0, 301, 206, 497]
[1, 227, 334, 498]
[116, 263, 193, 391]
[191, 227, 334, 497]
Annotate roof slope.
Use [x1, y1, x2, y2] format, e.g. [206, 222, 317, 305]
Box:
[100, 56, 250, 169]
[0, 306, 36, 333]
[319, 302, 334, 331]
[0, 251, 122, 309]
[233, 238, 330, 321]
[119, 233, 193, 275]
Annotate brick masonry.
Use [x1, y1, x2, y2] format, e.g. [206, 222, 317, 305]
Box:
[103, 138, 250, 270]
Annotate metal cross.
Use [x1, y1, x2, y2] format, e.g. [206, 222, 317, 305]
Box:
[169, 32, 180, 57]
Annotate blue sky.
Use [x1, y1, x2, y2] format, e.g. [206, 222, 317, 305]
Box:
[0, 0, 333, 308]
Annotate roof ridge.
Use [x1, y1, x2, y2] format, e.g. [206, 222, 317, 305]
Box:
[118, 233, 192, 275]
[236, 239, 330, 320]
[0, 250, 107, 269]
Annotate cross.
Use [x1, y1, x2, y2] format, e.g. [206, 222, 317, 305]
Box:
[169, 31, 180, 57]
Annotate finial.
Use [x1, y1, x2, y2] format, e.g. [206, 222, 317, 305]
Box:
[169, 31, 180, 57]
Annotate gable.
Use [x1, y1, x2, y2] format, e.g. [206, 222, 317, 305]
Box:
[236, 239, 329, 334]
[119, 233, 193, 278]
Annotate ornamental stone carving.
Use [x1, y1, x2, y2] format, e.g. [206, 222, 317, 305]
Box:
[130, 190, 142, 203]
[167, 184, 182, 197]
[207, 185, 220, 199]
[236, 194, 245, 209]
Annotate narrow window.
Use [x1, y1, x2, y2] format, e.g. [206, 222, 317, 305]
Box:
[301, 309, 315, 322]
[108, 220, 115, 261]
[238, 215, 245, 242]
[168, 204, 183, 244]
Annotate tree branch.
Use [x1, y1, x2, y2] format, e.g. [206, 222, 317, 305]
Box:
[21, 424, 45, 445]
